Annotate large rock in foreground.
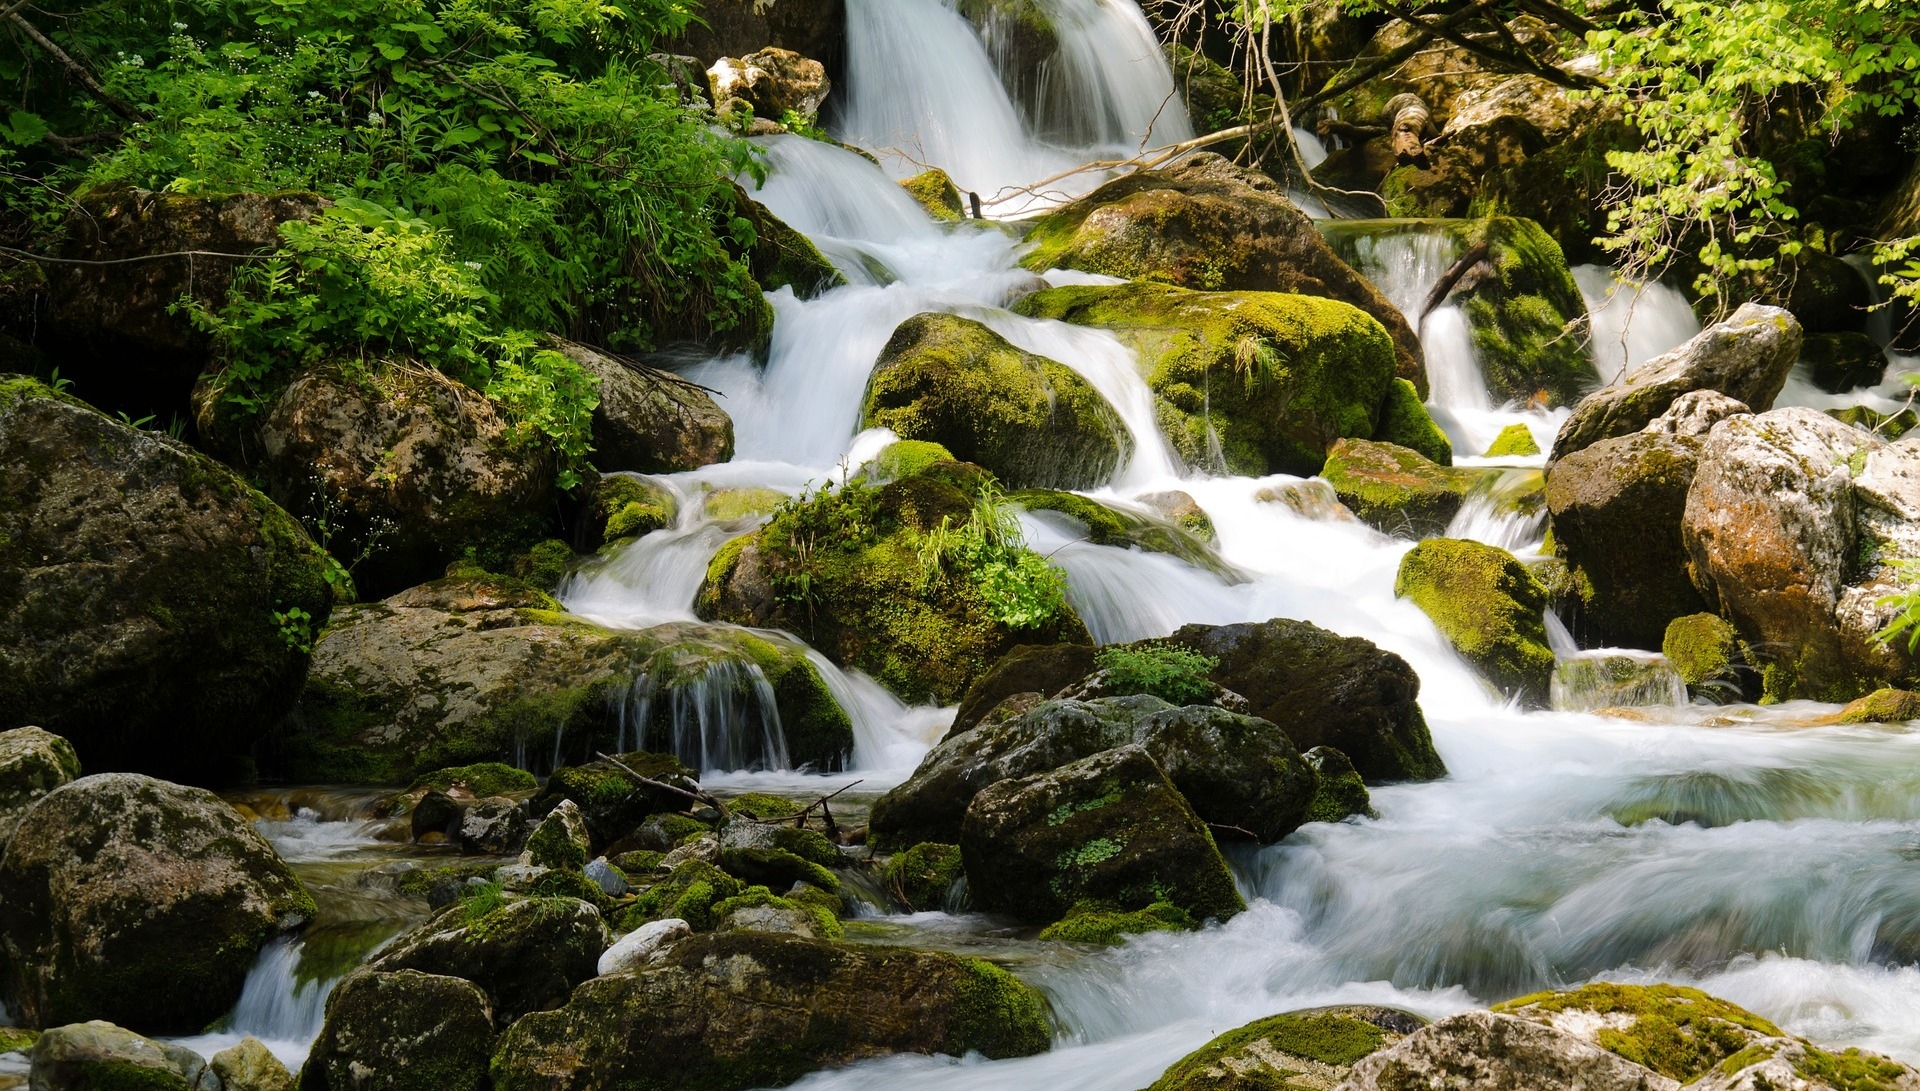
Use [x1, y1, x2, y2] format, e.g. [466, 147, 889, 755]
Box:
[863, 313, 1130, 489]
[0, 377, 333, 780]
[1682, 408, 1920, 701]
[0, 773, 314, 1032]
[491, 932, 1050, 1091]
[300, 969, 494, 1091]
[363, 897, 607, 1024]
[1018, 154, 1425, 390]
[869, 695, 1315, 850]
[282, 578, 850, 783]
[961, 745, 1245, 926]
[1014, 282, 1398, 477]
[1147, 1005, 1426, 1091]
[1552, 303, 1800, 460]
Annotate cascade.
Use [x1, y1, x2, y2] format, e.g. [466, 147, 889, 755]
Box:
[1013, 0, 1195, 150]
[219, 0, 1920, 1077]
[1574, 264, 1702, 383]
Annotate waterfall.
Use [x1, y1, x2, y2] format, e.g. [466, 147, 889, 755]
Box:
[165, 935, 371, 1068]
[1573, 264, 1701, 383]
[1551, 651, 1689, 713]
[618, 659, 793, 774]
[1016, 0, 1194, 151]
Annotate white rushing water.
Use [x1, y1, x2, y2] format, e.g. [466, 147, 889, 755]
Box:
[223, 0, 1920, 1079]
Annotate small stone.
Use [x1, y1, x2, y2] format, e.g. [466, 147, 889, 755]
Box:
[597, 919, 691, 976]
[209, 1038, 292, 1091]
[521, 799, 591, 871]
[584, 857, 630, 897]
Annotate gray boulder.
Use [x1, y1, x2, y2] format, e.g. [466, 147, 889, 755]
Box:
[1, 774, 314, 1033]
[209, 1038, 294, 1091]
[28, 1022, 199, 1091]
[1683, 408, 1920, 700]
[0, 728, 80, 844]
[551, 340, 733, 475]
[364, 897, 607, 1024]
[1345, 1010, 1681, 1090]
[1552, 303, 1801, 460]
[299, 970, 494, 1091]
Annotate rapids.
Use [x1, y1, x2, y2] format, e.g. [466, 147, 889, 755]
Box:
[203, 0, 1920, 1082]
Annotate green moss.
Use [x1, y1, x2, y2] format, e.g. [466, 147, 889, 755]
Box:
[1014, 283, 1395, 477]
[1373, 378, 1453, 465]
[1834, 688, 1920, 725]
[1303, 749, 1374, 824]
[1320, 438, 1481, 537]
[703, 486, 786, 522]
[594, 474, 676, 546]
[1790, 1044, 1912, 1090]
[720, 846, 839, 893]
[726, 792, 804, 819]
[513, 539, 574, 590]
[869, 440, 957, 481]
[528, 869, 612, 909]
[1038, 900, 1193, 944]
[1483, 423, 1542, 458]
[1662, 613, 1742, 688]
[409, 762, 537, 797]
[1147, 1008, 1398, 1090]
[1394, 538, 1554, 705]
[524, 813, 588, 871]
[711, 886, 845, 939]
[901, 169, 967, 223]
[395, 861, 500, 900]
[0, 1027, 36, 1054]
[881, 842, 965, 912]
[1495, 983, 1781, 1082]
[863, 313, 1129, 490]
[62, 1060, 192, 1091]
[620, 860, 744, 932]
[950, 958, 1053, 1059]
[1717, 1043, 1781, 1075]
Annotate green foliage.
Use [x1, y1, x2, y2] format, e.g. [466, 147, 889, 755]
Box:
[1876, 559, 1920, 653]
[1094, 641, 1218, 705]
[410, 762, 537, 797]
[916, 484, 1069, 630]
[460, 880, 506, 923]
[273, 605, 315, 652]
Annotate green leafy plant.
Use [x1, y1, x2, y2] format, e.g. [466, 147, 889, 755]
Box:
[917, 485, 1068, 630]
[273, 605, 315, 653]
[1876, 559, 1920, 653]
[459, 879, 507, 922]
[1094, 641, 1220, 705]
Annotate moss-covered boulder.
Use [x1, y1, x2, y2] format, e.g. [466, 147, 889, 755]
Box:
[1018, 154, 1425, 389]
[552, 340, 733, 475]
[697, 469, 1089, 704]
[0, 376, 334, 782]
[1169, 618, 1445, 784]
[410, 762, 537, 799]
[1830, 687, 1920, 724]
[531, 751, 697, 850]
[211, 1037, 295, 1091]
[1395, 539, 1555, 705]
[1303, 746, 1375, 823]
[299, 970, 494, 1091]
[1011, 489, 1226, 573]
[1037, 901, 1193, 945]
[1148, 1005, 1426, 1090]
[0, 773, 314, 1032]
[491, 932, 1049, 1090]
[1453, 217, 1596, 408]
[1552, 304, 1803, 461]
[901, 169, 967, 222]
[587, 474, 678, 550]
[728, 180, 845, 298]
[961, 744, 1244, 926]
[27, 1021, 198, 1091]
[1320, 438, 1482, 538]
[1485, 423, 1541, 458]
[1015, 281, 1396, 476]
[1138, 490, 1218, 542]
[1662, 613, 1746, 692]
[0, 726, 81, 843]
[871, 695, 1314, 851]
[863, 313, 1130, 489]
[1545, 430, 1710, 650]
[1493, 984, 1781, 1084]
[881, 842, 965, 912]
[281, 579, 851, 783]
[365, 897, 608, 1024]
[1373, 377, 1454, 465]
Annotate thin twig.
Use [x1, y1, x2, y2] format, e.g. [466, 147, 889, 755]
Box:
[5, 10, 146, 122]
[743, 779, 864, 825]
[0, 244, 266, 267]
[594, 751, 729, 817]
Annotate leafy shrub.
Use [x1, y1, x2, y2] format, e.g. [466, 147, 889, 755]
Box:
[917, 485, 1068, 630]
[1095, 641, 1219, 705]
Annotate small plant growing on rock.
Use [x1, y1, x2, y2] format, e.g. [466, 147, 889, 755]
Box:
[1875, 559, 1920, 653]
[917, 485, 1068, 630]
[1094, 642, 1219, 705]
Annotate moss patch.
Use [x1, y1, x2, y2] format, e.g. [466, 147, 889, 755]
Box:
[1496, 983, 1781, 1082]
[1484, 423, 1541, 458]
[1662, 613, 1742, 688]
[901, 169, 967, 222]
[1038, 900, 1192, 944]
[1146, 1007, 1413, 1091]
[868, 440, 957, 481]
[1321, 438, 1481, 537]
[409, 762, 537, 798]
[1015, 283, 1395, 477]
[1373, 378, 1453, 465]
[881, 842, 965, 912]
[1395, 538, 1554, 705]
